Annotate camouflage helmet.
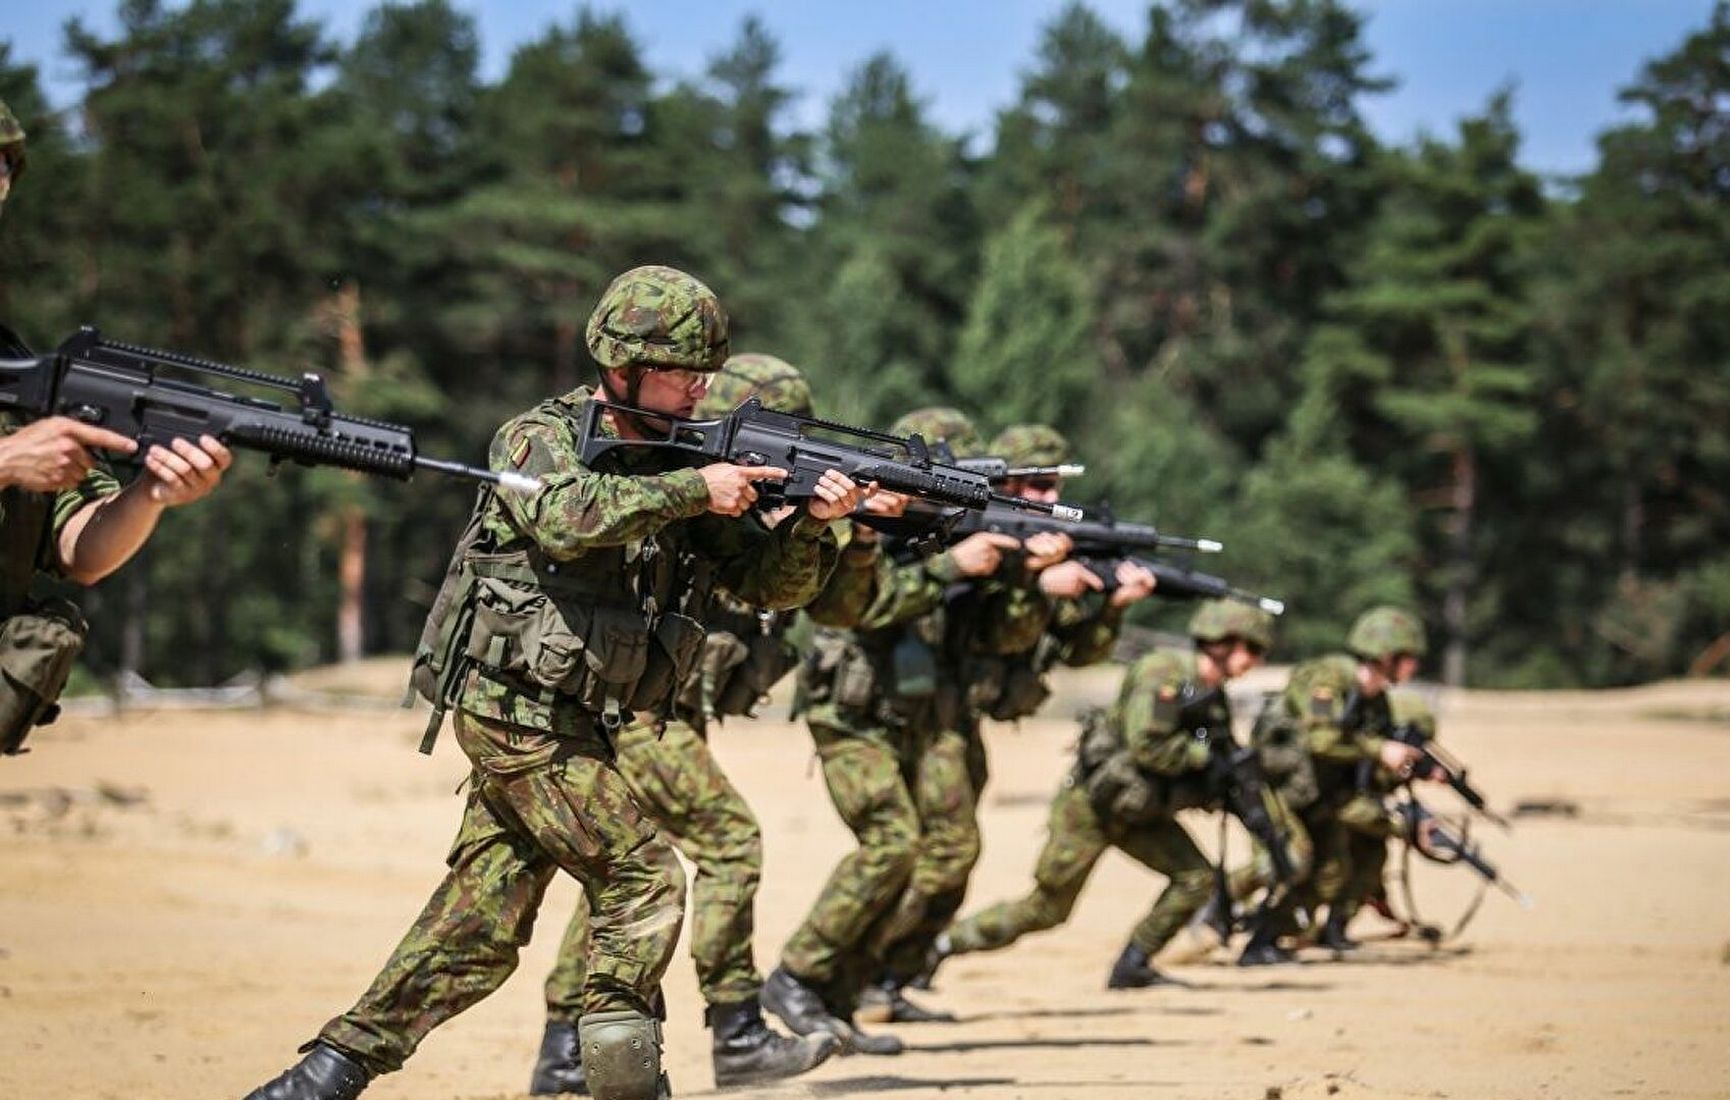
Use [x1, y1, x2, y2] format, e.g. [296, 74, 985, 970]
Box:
[1388, 690, 1436, 740]
[1347, 606, 1428, 661]
[585, 265, 729, 372]
[890, 406, 983, 460]
[990, 424, 1071, 469]
[1189, 599, 1275, 651]
[695, 353, 813, 418]
[0, 99, 25, 185]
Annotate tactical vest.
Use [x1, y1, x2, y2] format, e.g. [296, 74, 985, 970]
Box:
[674, 595, 799, 731]
[1249, 690, 1320, 811]
[407, 393, 712, 751]
[1073, 653, 1221, 824]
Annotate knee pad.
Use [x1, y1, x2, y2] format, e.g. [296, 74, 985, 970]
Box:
[579, 1010, 668, 1100]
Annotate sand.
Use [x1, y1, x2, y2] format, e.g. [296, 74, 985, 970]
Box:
[3, 661, 1728, 1099]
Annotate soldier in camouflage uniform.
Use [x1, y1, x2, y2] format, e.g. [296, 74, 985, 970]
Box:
[925, 600, 1288, 988]
[0, 99, 233, 758]
[1236, 606, 1433, 966]
[243, 268, 863, 1100]
[530, 354, 838, 1094]
[857, 422, 1157, 1023]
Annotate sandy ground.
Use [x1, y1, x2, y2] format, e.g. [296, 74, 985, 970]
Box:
[3, 662, 1729, 1100]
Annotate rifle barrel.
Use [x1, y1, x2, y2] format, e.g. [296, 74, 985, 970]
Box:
[415, 455, 542, 493]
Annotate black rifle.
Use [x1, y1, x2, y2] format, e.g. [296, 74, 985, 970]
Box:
[951, 456, 1087, 483]
[1081, 554, 1286, 615]
[1399, 799, 1531, 907]
[575, 396, 1081, 520]
[1389, 721, 1509, 829]
[0, 328, 537, 492]
[1208, 736, 1297, 885]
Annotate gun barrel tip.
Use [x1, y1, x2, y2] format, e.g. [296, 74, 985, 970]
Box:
[1056, 464, 1087, 477]
[1052, 504, 1085, 522]
[1197, 539, 1225, 553]
[1262, 598, 1287, 615]
[497, 471, 543, 494]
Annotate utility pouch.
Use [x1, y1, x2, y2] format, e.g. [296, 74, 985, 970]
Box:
[0, 598, 89, 755]
[796, 629, 850, 710]
[832, 643, 879, 711]
[891, 632, 938, 699]
[1073, 705, 1120, 777]
[988, 659, 1051, 721]
[631, 611, 705, 712]
[713, 631, 799, 717]
[962, 655, 1006, 711]
[465, 578, 651, 719]
[1250, 691, 1319, 811]
[1084, 749, 1167, 824]
[679, 630, 750, 716]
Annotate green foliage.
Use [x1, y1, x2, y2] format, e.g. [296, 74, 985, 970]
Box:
[2, 0, 1727, 688]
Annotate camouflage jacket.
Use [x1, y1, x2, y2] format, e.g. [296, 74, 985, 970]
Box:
[451, 387, 841, 736]
[1281, 653, 1394, 802]
[1108, 647, 1233, 778]
[0, 399, 120, 619]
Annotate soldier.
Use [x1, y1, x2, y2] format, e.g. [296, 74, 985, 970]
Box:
[1237, 605, 1432, 966]
[858, 422, 1156, 1023]
[760, 408, 1031, 1053]
[242, 267, 863, 1100]
[528, 354, 838, 1095]
[925, 600, 1285, 988]
[0, 97, 232, 757]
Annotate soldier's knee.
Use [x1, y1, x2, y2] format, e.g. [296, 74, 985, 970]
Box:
[579, 1010, 667, 1100]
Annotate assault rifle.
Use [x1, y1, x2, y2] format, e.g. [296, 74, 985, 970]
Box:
[1399, 799, 1531, 907]
[1389, 721, 1509, 829]
[575, 396, 1082, 521]
[1200, 726, 1296, 942]
[0, 328, 539, 492]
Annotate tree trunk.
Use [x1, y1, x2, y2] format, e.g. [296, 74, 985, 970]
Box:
[1442, 444, 1476, 688]
[330, 282, 370, 663]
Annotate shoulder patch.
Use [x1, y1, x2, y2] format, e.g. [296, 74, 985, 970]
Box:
[1310, 688, 1337, 719]
[509, 434, 532, 468]
[1157, 684, 1179, 701]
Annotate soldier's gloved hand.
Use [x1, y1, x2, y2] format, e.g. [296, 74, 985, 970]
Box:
[949, 532, 1020, 577]
[1036, 559, 1105, 599]
[142, 435, 233, 506]
[1108, 560, 1158, 608]
[0, 416, 137, 492]
[805, 468, 865, 521]
[1377, 739, 1423, 776]
[1022, 531, 1072, 570]
[701, 463, 788, 516]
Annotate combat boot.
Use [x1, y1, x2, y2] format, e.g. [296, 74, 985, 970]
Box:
[761, 966, 848, 1042]
[1105, 943, 1176, 990]
[529, 1019, 588, 1096]
[707, 999, 838, 1089]
[244, 1043, 370, 1100]
[857, 977, 957, 1024]
[830, 1016, 906, 1056]
[1318, 911, 1359, 952]
[1237, 914, 1297, 967]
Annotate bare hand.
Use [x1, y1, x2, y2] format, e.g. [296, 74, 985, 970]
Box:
[1108, 560, 1158, 608]
[1037, 559, 1105, 598]
[701, 463, 787, 517]
[861, 487, 911, 518]
[0, 417, 137, 493]
[949, 532, 1021, 578]
[1378, 740, 1423, 776]
[805, 468, 865, 522]
[1022, 531, 1073, 570]
[1414, 816, 1443, 857]
[142, 435, 233, 507]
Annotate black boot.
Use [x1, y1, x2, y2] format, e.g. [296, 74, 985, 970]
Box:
[1237, 914, 1296, 967]
[761, 966, 848, 1042]
[1106, 943, 1174, 990]
[1319, 910, 1359, 952]
[906, 933, 952, 993]
[708, 999, 838, 1089]
[830, 1016, 906, 1056]
[244, 1043, 370, 1100]
[528, 1019, 588, 1096]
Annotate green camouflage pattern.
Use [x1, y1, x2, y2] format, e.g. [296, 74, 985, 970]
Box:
[988, 423, 1071, 468]
[944, 781, 1213, 958]
[1189, 598, 1276, 651]
[461, 387, 840, 737]
[1283, 653, 1395, 778]
[317, 712, 685, 1074]
[1112, 648, 1223, 777]
[544, 719, 765, 1012]
[890, 406, 983, 460]
[585, 265, 730, 372]
[780, 725, 919, 985]
[1389, 688, 1436, 740]
[1347, 605, 1428, 660]
[695, 353, 814, 418]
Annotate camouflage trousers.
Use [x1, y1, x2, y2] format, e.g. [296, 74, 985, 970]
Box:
[317, 712, 685, 1075]
[946, 779, 1213, 958]
[542, 719, 765, 1015]
[779, 722, 918, 1005]
[873, 725, 989, 986]
[1312, 794, 1394, 919]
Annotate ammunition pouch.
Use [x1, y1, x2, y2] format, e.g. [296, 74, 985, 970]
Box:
[1084, 749, 1167, 824]
[1073, 705, 1120, 777]
[1250, 693, 1320, 812]
[798, 627, 877, 713]
[709, 629, 798, 718]
[983, 656, 1052, 722]
[0, 597, 89, 755]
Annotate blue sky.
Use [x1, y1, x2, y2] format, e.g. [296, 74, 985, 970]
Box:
[4, 0, 1717, 177]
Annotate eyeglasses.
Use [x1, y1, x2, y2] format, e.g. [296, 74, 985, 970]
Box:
[656, 368, 709, 393]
